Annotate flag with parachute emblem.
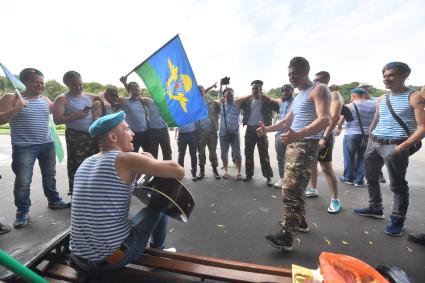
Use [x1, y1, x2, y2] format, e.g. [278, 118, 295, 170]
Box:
[129, 35, 207, 127]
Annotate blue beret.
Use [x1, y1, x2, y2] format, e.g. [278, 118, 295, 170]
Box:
[351, 88, 366, 95]
[89, 111, 126, 138]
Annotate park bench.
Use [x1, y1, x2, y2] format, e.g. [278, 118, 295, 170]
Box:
[3, 229, 293, 283]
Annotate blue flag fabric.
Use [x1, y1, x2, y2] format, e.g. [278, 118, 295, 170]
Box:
[0, 63, 26, 93]
[134, 35, 207, 127]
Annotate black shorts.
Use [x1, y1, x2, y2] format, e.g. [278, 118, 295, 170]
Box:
[318, 134, 334, 162]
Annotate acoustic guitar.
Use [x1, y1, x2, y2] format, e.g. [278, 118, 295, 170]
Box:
[134, 174, 195, 222]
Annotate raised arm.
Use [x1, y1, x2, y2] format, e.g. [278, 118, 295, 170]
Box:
[204, 82, 218, 93]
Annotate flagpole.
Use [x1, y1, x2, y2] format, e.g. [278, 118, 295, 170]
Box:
[124, 34, 180, 78]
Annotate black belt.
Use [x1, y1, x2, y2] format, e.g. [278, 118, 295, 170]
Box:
[371, 135, 406, 145]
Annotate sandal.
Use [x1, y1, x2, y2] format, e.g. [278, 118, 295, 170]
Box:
[223, 173, 229, 179]
[236, 174, 242, 181]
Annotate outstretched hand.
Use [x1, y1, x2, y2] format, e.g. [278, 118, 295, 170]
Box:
[280, 127, 299, 144]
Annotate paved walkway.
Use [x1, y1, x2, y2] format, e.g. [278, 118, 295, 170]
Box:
[0, 131, 424, 281]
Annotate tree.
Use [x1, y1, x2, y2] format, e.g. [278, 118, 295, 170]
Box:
[83, 82, 104, 94]
[0, 75, 14, 95]
[44, 80, 67, 101]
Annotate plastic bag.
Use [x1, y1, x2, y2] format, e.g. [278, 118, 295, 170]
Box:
[319, 252, 389, 283]
[292, 264, 323, 283]
[49, 115, 64, 163]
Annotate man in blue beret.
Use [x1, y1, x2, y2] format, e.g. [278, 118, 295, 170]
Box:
[70, 111, 185, 271]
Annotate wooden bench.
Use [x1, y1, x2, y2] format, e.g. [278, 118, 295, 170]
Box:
[4, 230, 292, 283]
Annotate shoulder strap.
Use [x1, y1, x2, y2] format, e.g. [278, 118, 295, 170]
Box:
[352, 102, 365, 136]
[385, 94, 411, 136]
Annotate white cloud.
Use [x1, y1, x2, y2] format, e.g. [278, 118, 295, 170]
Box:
[1, 0, 424, 95]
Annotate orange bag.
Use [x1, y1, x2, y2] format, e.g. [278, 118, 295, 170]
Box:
[319, 252, 389, 283]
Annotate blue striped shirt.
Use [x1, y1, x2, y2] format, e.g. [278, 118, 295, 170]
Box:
[64, 94, 93, 132]
[345, 100, 376, 135]
[372, 90, 416, 138]
[290, 84, 322, 139]
[70, 150, 134, 261]
[10, 96, 53, 146]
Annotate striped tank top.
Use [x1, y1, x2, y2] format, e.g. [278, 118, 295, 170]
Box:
[345, 100, 376, 135]
[9, 96, 53, 146]
[372, 90, 416, 138]
[290, 84, 322, 139]
[70, 150, 134, 261]
[64, 93, 93, 132]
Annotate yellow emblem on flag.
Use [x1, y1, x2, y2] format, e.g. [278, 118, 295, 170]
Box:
[165, 58, 191, 112]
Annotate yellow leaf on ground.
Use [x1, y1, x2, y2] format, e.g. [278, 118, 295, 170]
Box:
[169, 228, 174, 233]
[406, 247, 414, 253]
[217, 224, 225, 228]
[363, 230, 369, 235]
[324, 238, 332, 246]
[210, 203, 215, 207]
[271, 195, 278, 199]
[342, 241, 349, 245]
[296, 238, 301, 245]
[369, 241, 373, 245]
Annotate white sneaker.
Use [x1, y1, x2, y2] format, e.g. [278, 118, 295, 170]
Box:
[305, 187, 319, 198]
[163, 247, 176, 252]
[273, 179, 282, 188]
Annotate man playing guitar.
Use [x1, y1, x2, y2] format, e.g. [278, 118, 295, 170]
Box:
[70, 111, 185, 271]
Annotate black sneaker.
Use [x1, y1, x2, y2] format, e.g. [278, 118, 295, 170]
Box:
[48, 200, 71, 209]
[243, 176, 252, 182]
[279, 217, 309, 233]
[408, 233, 425, 246]
[264, 230, 293, 251]
[266, 178, 273, 187]
[212, 167, 221, 179]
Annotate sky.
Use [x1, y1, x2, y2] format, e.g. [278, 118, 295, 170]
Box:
[1, 0, 424, 94]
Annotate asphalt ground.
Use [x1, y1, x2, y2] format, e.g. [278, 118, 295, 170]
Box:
[0, 129, 424, 281]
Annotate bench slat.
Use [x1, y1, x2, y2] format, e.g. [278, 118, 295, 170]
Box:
[144, 248, 292, 277]
[134, 254, 292, 283]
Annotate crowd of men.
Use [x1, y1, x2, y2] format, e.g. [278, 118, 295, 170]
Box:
[0, 57, 424, 271]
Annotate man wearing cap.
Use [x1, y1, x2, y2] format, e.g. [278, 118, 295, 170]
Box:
[240, 80, 279, 186]
[305, 71, 343, 214]
[271, 84, 294, 188]
[354, 62, 425, 237]
[0, 68, 70, 229]
[70, 111, 184, 271]
[337, 88, 376, 187]
[257, 57, 330, 251]
[53, 71, 103, 195]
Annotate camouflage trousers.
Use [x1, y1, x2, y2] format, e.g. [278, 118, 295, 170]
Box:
[65, 128, 99, 194]
[197, 129, 219, 168]
[282, 139, 319, 233]
[244, 126, 273, 178]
